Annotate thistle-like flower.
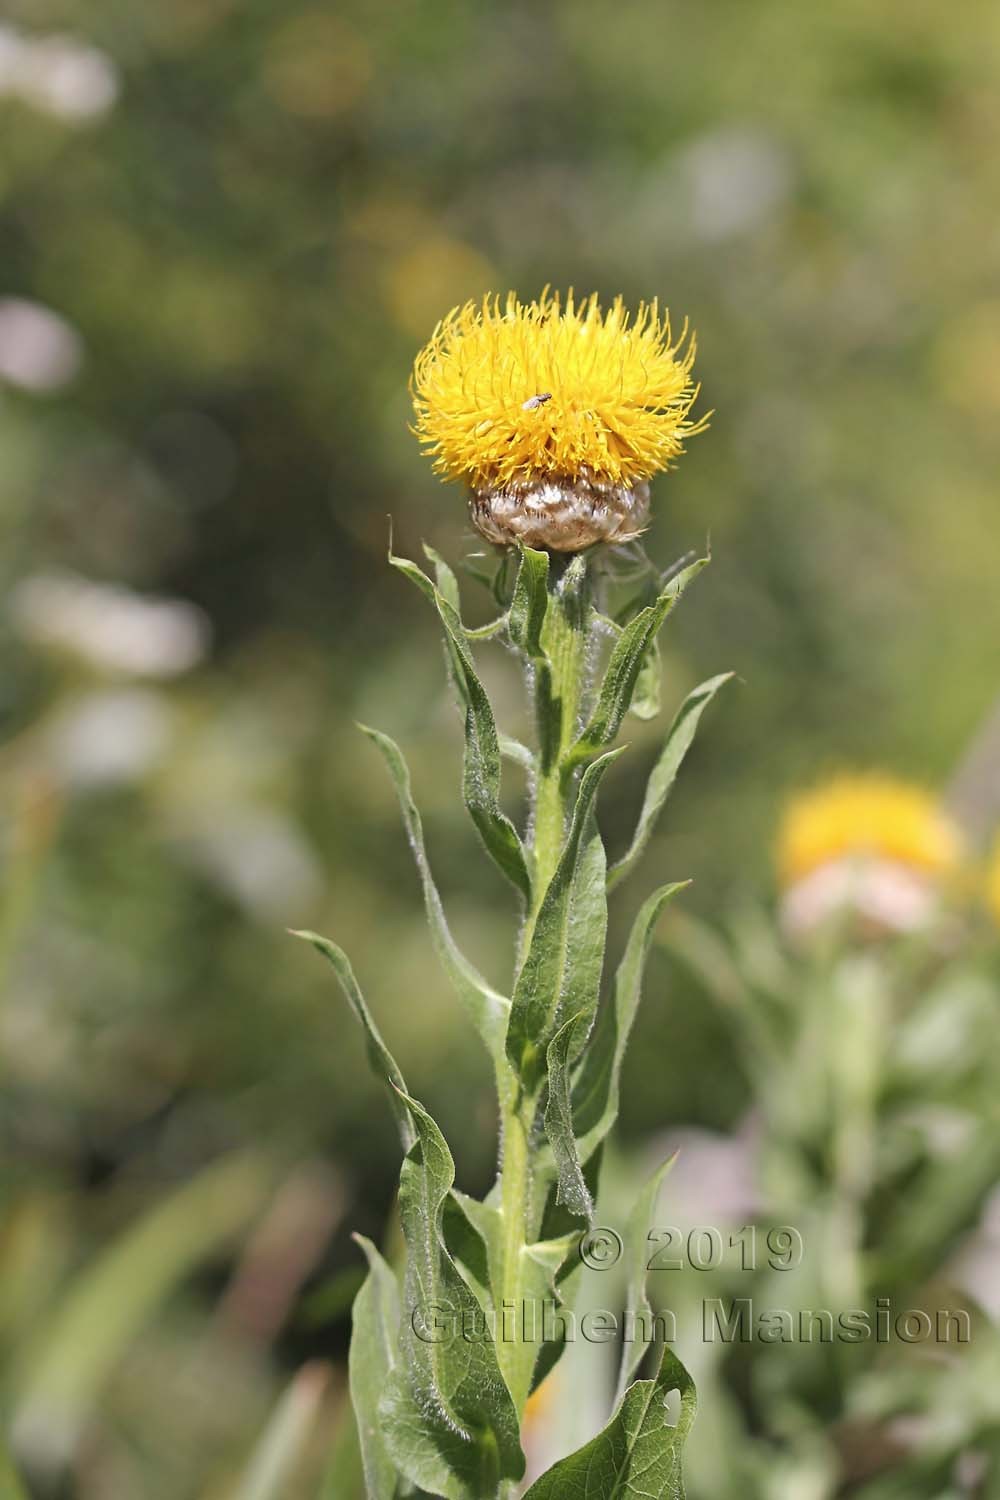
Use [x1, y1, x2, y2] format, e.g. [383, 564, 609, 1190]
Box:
[302, 290, 718, 1498]
[412, 290, 705, 550]
[776, 773, 964, 937]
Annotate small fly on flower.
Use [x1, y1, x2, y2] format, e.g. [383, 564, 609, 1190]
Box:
[521, 392, 553, 411]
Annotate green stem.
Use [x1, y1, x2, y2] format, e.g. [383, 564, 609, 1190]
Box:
[495, 556, 592, 1436]
[523, 557, 591, 952]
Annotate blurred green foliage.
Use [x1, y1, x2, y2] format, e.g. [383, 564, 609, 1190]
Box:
[2, 0, 999, 1493]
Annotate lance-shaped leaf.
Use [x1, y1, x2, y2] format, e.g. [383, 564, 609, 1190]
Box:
[519, 1231, 583, 1393]
[500, 733, 534, 772]
[508, 545, 558, 772]
[616, 1156, 677, 1402]
[422, 542, 462, 614]
[566, 558, 707, 769]
[508, 544, 549, 658]
[236, 1362, 331, 1500]
[381, 1093, 524, 1498]
[527, 1147, 606, 1393]
[425, 544, 509, 640]
[13, 1152, 274, 1453]
[391, 548, 531, 899]
[506, 749, 621, 1090]
[658, 908, 778, 1075]
[443, 1192, 497, 1314]
[630, 636, 661, 721]
[291, 932, 414, 1151]
[349, 1236, 403, 1500]
[360, 726, 509, 1058]
[523, 1346, 696, 1499]
[446, 1191, 577, 1413]
[570, 883, 689, 1166]
[609, 674, 732, 891]
[544, 1013, 596, 1224]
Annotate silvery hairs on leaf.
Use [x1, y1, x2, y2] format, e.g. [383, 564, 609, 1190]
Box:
[380, 1092, 524, 1498]
[523, 1346, 697, 1499]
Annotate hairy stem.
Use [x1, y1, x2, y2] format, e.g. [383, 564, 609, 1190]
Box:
[496, 556, 592, 1438]
[523, 556, 591, 952]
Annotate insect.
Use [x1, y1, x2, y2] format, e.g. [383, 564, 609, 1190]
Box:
[521, 392, 553, 411]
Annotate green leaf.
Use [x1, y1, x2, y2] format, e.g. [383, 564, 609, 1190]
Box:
[508, 544, 550, 659]
[872, 1127, 1000, 1289]
[318, 1399, 366, 1500]
[445, 1192, 577, 1414]
[506, 750, 621, 1090]
[657, 908, 777, 1073]
[426, 546, 507, 639]
[0, 1440, 30, 1500]
[529, 1152, 605, 1393]
[491, 548, 517, 608]
[291, 931, 414, 1150]
[236, 1362, 331, 1500]
[349, 1236, 403, 1500]
[465, 616, 508, 641]
[629, 636, 661, 721]
[609, 673, 732, 891]
[381, 1092, 524, 1498]
[360, 726, 510, 1058]
[387, 546, 438, 606]
[13, 1153, 273, 1451]
[391, 548, 531, 900]
[567, 558, 707, 769]
[500, 733, 534, 772]
[570, 884, 689, 1165]
[544, 1013, 595, 1224]
[616, 1156, 677, 1402]
[423, 542, 462, 614]
[523, 1347, 697, 1499]
[443, 1192, 496, 1313]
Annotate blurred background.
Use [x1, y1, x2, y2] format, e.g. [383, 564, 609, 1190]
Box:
[2, 1, 1000, 1495]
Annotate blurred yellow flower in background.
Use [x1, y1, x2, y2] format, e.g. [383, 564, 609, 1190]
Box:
[985, 836, 1000, 925]
[411, 290, 706, 549]
[777, 774, 963, 889]
[776, 774, 965, 939]
[384, 237, 496, 342]
[521, 1371, 560, 1484]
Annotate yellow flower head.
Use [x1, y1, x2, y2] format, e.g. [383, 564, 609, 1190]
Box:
[986, 836, 1000, 925]
[776, 774, 963, 890]
[411, 291, 706, 550]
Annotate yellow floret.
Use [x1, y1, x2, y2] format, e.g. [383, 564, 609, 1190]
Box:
[411, 290, 705, 491]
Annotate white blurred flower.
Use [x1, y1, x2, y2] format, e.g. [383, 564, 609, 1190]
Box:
[0, 24, 118, 121]
[675, 127, 792, 242]
[648, 1124, 761, 1225]
[0, 298, 82, 392]
[629, 127, 792, 256]
[950, 1186, 1000, 1320]
[43, 688, 171, 788]
[172, 810, 323, 920]
[11, 572, 210, 678]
